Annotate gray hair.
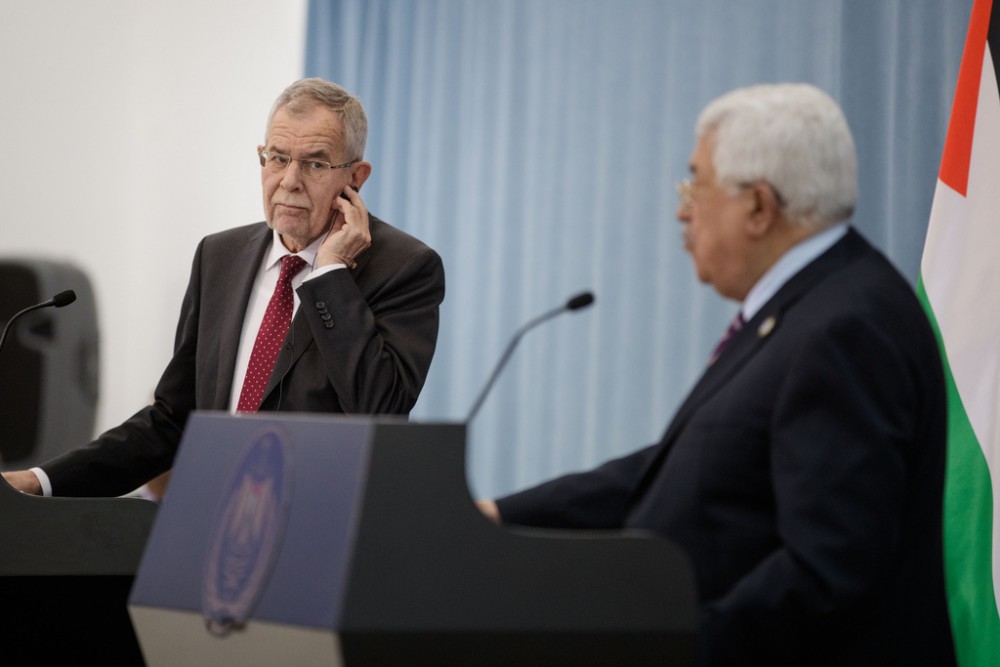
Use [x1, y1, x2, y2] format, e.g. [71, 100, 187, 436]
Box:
[266, 78, 368, 161]
[696, 83, 857, 228]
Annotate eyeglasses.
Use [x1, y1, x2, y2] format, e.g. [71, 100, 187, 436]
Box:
[258, 149, 357, 179]
[676, 178, 786, 210]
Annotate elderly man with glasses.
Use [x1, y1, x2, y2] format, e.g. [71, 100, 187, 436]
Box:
[3, 78, 445, 498]
[480, 83, 955, 666]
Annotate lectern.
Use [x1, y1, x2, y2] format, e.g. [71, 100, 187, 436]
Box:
[0, 475, 157, 664]
[129, 413, 698, 666]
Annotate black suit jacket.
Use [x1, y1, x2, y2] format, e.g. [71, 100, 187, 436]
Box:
[44, 216, 444, 497]
[498, 229, 954, 665]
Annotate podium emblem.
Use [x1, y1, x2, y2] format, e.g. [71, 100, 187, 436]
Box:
[202, 426, 294, 636]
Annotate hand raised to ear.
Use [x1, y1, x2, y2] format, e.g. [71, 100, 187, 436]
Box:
[317, 185, 371, 269]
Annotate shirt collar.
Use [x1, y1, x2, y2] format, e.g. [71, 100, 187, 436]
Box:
[264, 229, 322, 272]
[741, 223, 849, 321]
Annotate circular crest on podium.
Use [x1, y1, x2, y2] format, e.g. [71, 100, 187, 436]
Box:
[202, 425, 294, 636]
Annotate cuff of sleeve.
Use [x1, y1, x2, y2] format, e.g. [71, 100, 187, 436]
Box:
[30, 467, 52, 497]
[305, 264, 346, 282]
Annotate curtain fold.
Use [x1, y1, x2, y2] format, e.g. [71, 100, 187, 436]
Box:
[306, 0, 971, 498]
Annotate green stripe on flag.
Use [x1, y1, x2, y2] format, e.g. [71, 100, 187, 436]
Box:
[918, 278, 1000, 667]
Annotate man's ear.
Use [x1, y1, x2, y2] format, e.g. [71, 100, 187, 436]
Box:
[350, 161, 372, 190]
[746, 181, 783, 237]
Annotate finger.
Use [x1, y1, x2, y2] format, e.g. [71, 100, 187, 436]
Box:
[334, 190, 358, 217]
[330, 213, 346, 234]
[341, 184, 361, 201]
[341, 185, 368, 216]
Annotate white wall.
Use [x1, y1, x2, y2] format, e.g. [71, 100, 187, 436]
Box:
[0, 0, 306, 434]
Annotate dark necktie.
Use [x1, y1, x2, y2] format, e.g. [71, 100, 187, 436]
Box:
[236, 254, 307, 413]
[708, 312, 745, 365]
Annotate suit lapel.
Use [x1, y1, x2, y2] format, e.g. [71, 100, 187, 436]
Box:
[263, 308, 310, 402]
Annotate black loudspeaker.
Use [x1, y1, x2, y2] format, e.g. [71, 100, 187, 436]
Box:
[0, 259, 99, 468]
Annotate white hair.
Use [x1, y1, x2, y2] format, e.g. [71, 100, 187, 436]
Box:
[696, 83, 857, 228]
[267, 78, 368, 161]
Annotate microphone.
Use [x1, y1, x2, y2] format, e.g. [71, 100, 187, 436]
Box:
[465, 291, 594, 423]
[0, 290, 77, 356]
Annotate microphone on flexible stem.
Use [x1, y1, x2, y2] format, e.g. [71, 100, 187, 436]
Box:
[465, 291, 595, 423]
[0, 290, 77, 356]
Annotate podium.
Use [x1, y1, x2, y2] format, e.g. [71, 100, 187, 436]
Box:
[129, 413, 698, 666]
[0, 475, 157, 665]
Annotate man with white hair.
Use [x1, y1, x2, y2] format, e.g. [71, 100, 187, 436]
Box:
[2, 79, 445, 497]
[479, 84, 955, 664]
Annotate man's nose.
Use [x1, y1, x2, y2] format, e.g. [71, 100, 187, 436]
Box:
[280, 161, 304, 189]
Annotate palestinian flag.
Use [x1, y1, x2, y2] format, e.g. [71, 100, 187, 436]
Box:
[919, 0, 1000, 664]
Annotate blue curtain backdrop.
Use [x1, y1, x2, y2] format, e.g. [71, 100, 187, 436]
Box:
[305, 0, 972, 499]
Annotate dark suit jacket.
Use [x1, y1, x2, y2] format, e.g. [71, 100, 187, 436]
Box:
[43, 216, 444, 497]
[498, 229, 954, 665]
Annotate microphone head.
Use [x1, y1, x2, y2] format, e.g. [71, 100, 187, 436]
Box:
[565, 291, 594, 311]
[52, 290, 77, 308]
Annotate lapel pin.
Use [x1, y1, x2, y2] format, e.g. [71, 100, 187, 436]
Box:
[758, 315, 777, 338]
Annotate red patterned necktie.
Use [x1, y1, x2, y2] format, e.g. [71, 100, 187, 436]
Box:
[236, 254, 307, 413]
[708, 312, 745, 365]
